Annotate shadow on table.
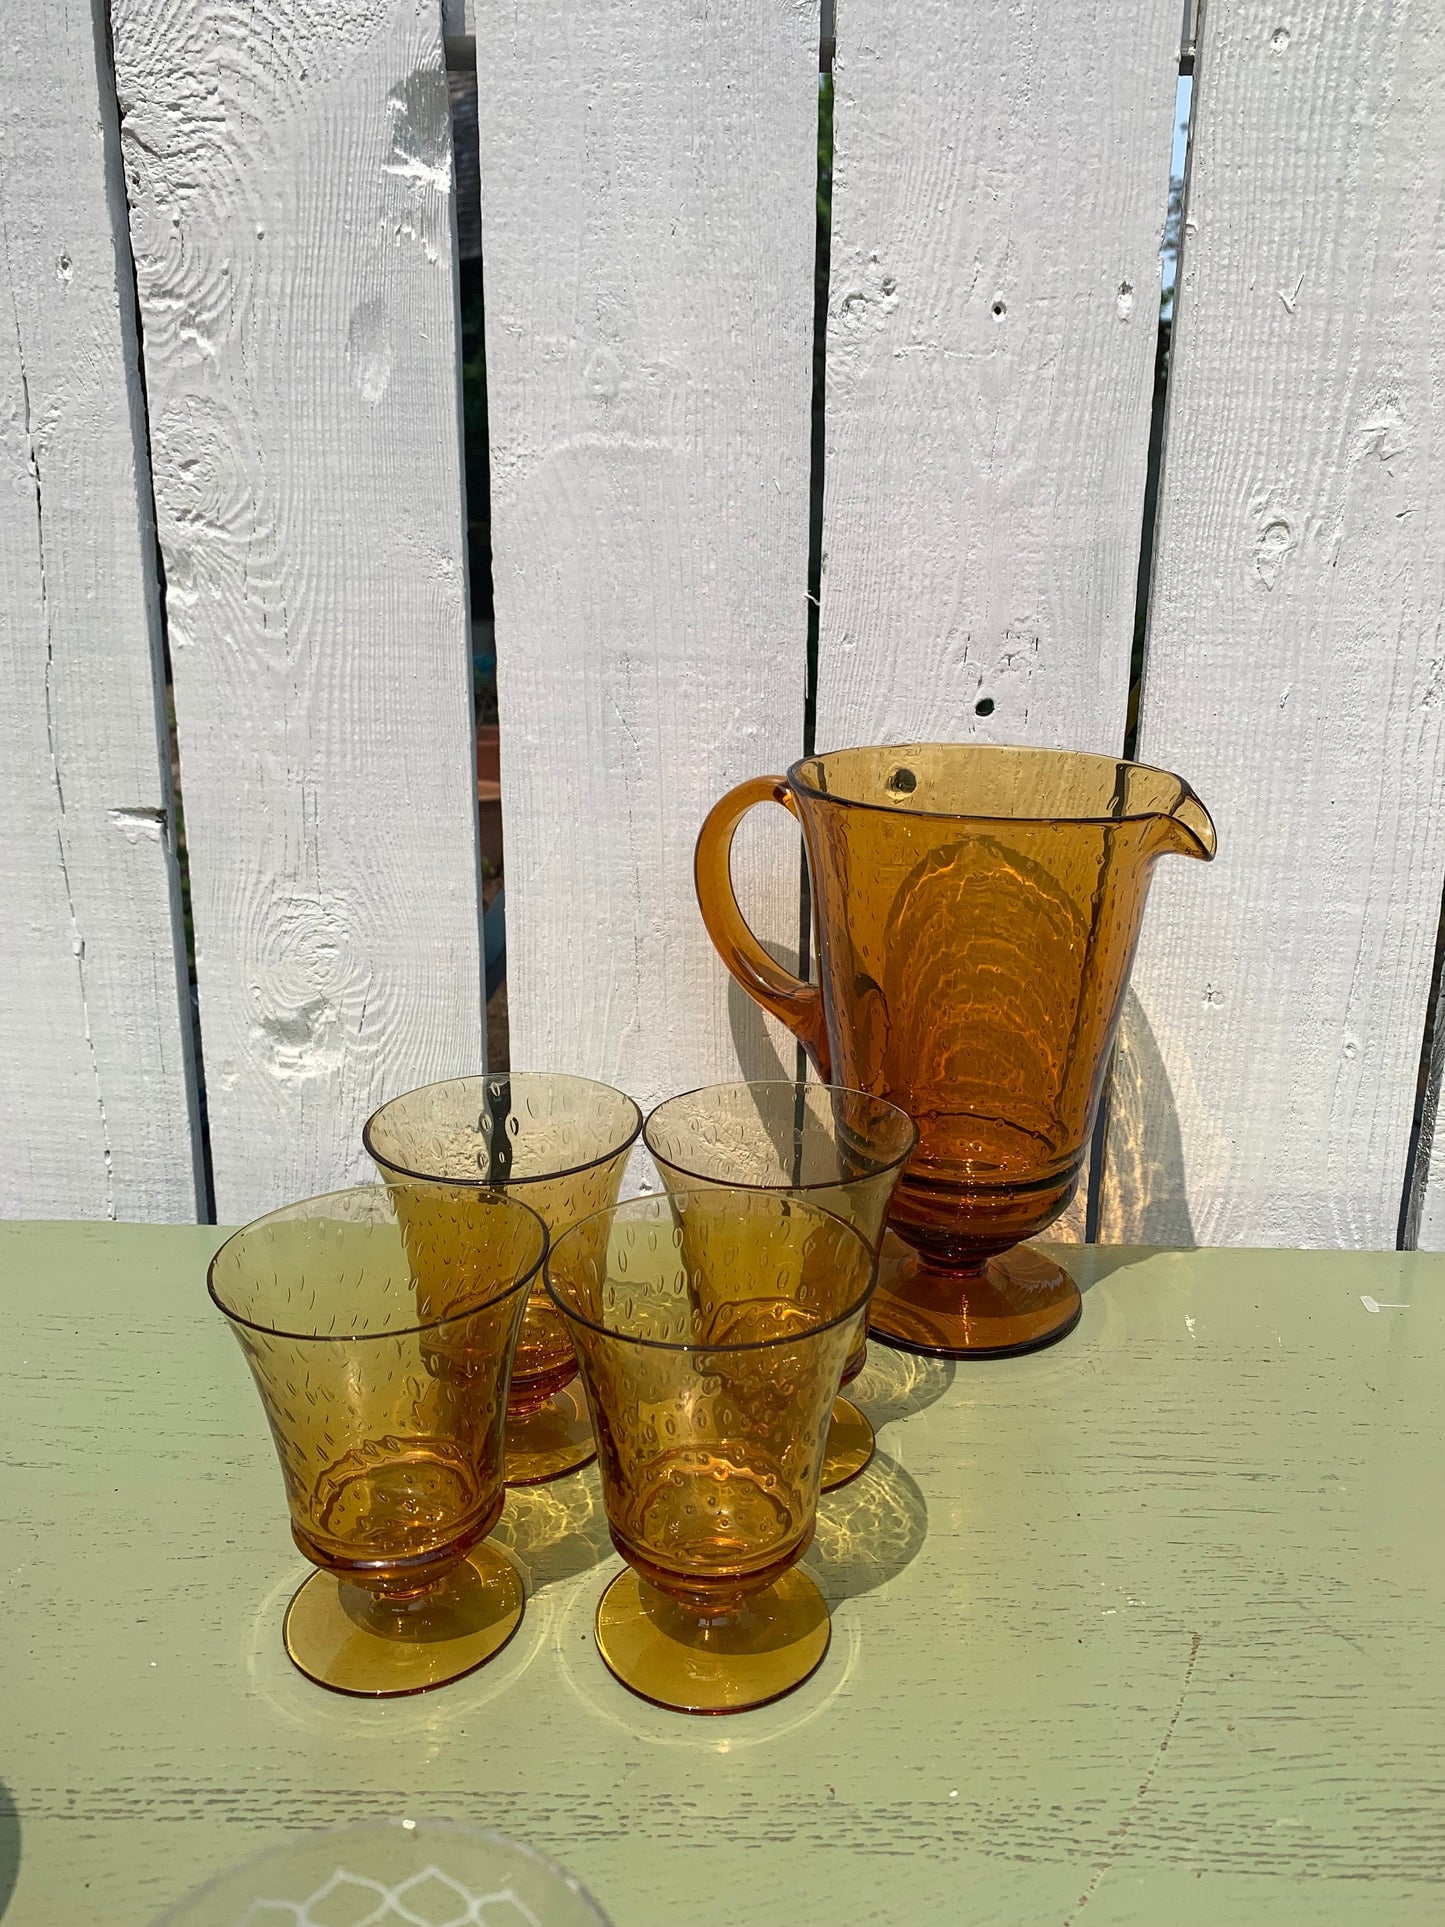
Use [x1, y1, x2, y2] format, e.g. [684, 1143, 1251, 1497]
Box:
[0, 1779, 18, 1921]
[807, 1447, 927, 1608]
[493, 1466, 612, 1594]
[1061, 1244, 1166, 1291]
[852, 1343, 954, 1430]
[1050, 1243, 1193, 1298]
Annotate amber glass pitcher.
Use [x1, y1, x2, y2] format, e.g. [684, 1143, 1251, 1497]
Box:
[696, 744, 1216, 1357]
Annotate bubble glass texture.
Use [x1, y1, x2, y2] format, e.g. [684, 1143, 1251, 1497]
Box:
[644, 1080, 916, 1488]
[695, 743, 1215, 1357]
[547, 1189, 875, 1714]
[208, 1183, 547, 1696]
[364, 1073, 642, 1483]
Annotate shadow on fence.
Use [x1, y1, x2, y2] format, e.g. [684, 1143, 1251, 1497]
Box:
[1100, 991, 1196, 1247]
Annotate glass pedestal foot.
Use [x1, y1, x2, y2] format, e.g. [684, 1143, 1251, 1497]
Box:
[282, 1543, 524, 1697]
[504, 1381, 597, 1485]
[594, 1566, 831, 1715]
[869, 1233, 1082, 1358]
[819, 1395, 874, 1492]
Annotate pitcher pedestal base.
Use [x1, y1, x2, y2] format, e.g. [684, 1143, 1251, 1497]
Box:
[869, 1234, 1082, 1359]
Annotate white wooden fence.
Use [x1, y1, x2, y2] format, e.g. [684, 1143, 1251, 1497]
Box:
[4, 0, 1443, 1246]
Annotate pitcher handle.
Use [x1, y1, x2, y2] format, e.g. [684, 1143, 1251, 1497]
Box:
[695, 775, 831, 1078]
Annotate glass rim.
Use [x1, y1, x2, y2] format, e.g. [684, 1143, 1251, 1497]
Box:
[206, 1182, 548, 1343]
[544, 1188, 877, 1356]
[643, 1078, 918, 1192]
[361, 1070, 644, 1189]
[150, 1817, 612, 1927]
[787, 741, 1201, 828]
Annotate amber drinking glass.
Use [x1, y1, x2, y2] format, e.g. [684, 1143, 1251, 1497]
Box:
[697, 743, 1216, 1358]
[644, 1081, 916, 1490]
[207, 1183, 547, 1697]
[364, 1073, 642, 1484]
[547, 1189, 875, 1715]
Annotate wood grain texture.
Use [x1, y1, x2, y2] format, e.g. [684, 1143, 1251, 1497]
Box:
[475, 0, 819, 1113]
[815, 0, 1182, 755]
[0, 0, 200, 1222]
[1103, 1, 1445, 1247]
[4, 1226, 1444, 1923]
[108, 0, 485, 1224]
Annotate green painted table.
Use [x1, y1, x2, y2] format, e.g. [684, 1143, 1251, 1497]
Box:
[2, 1226, 1442, 1925]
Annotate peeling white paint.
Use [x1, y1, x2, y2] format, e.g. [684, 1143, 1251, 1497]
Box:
[107, 805, 167, 843]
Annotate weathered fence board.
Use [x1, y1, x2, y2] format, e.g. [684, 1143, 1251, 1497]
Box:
[1103, 0, 1445, 1247]
[814, 0, 1181, 1240]
[815, 0, 1182, 757]
[108, 0, 484, 1224]
[475, 0, 819, 1110]
[0, 0, 200, 1221]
